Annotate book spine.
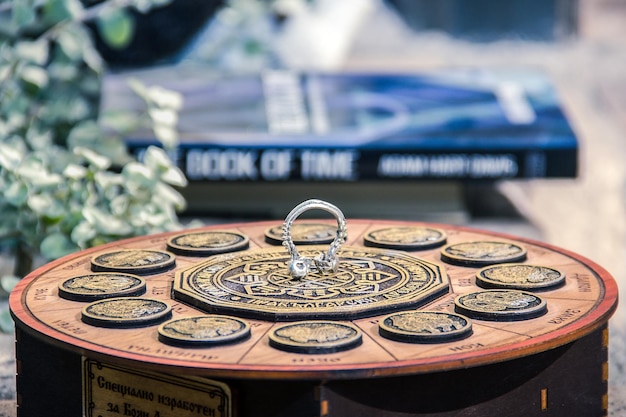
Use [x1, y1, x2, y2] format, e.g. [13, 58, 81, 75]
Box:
[129, 144, 577, 182]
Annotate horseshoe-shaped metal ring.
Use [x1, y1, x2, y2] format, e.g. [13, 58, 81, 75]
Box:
[282, 199, 347, 279]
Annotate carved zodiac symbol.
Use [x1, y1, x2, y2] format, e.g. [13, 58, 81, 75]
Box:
[276, 323, 353, 343]
[464, 291, 537, 311]
[391, 314, 457, 334]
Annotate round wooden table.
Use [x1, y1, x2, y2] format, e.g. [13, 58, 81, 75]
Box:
[10, 219, 618, 417]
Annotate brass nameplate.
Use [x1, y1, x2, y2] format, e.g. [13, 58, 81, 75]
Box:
[83, 359, 231, 417]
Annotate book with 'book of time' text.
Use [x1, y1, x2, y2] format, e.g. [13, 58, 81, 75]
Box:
[122, 68, 578, 183]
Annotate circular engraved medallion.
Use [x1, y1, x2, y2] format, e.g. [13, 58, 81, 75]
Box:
[364, 226, 447, 250]
[265, 223, 336, 245]
[454, 290, 547, 321]
[477, 264, 565, 290]
[378, 311, 472, 343]
[269, 321, 362, 354]
[441, 241, 527, 267]
[173, 245, 449, 321]
[158, 315, 251, 347]
[81, 297, 172, 328]
[91, 249, 175, 275]
[58, 273, 146, 302]
[166, 231, 249, 256]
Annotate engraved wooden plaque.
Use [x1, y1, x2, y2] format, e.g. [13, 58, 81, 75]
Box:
[10, 220, 618, 417]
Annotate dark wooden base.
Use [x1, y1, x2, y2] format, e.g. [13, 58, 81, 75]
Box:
[10, 219, 617, 417]
[15, 324, 609, 417]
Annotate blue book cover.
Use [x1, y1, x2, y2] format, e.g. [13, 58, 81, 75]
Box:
[125, 68, 578, 182]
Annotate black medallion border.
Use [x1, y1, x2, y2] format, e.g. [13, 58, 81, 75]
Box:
[378, 310, 473, 344]
[81, 297, 173, 328]
[363, 226, 447, 251]
[166, 230, 250, 256]
[454, 290, 548, 322]
[157, 315, 252, 347]
[268, 321, 363, 354]
[58, 273, 147, 302]
[90, 249, 176, 275]
[440, 241, 528, 267]
[475, 263, 566, 291]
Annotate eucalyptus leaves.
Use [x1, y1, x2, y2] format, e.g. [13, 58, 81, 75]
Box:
[0, 139, 187, 258]
[0, 0, 188, 291]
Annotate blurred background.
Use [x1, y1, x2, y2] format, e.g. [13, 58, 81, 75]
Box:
[1, 0, 625, 415]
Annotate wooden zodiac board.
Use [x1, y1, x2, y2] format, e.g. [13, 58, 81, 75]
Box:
[10, 219, 618, 381]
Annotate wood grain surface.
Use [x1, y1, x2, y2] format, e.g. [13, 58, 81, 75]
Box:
[9, 219, 618, 380]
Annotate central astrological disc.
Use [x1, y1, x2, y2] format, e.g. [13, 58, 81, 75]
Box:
[173, 245, 449, 321]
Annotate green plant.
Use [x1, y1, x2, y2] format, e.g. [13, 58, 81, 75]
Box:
[0, 0, 190, 331]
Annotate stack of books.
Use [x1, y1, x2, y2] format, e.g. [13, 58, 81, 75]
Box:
[106, 67, 578, 218]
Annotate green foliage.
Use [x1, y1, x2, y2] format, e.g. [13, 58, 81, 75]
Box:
[0, 141, 187, 256]
[0, 0, 189, 332]
[0, 274, 19, 332]
[97, 7, 135, 49]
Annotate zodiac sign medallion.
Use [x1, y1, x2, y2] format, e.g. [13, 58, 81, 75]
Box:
[81, 298, 172, 328]
[454, 290, 547, 321]
[58, 273, 146, 301]
[158, 315, 251, 346]
[269, 321, 362, 353]
[379, 311, 472, 343]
